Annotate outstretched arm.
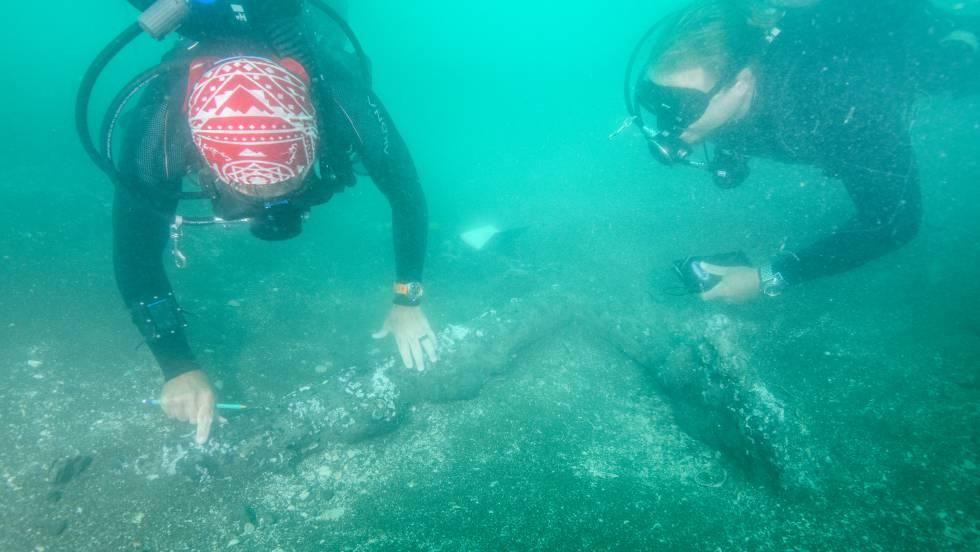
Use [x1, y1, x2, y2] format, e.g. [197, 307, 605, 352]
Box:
[325, 81, 436, 370]
[768, 127, 921, 287]
[113, 186, 199, 380]
[112, 71, 216, 442]
[327, 81, 428, 284]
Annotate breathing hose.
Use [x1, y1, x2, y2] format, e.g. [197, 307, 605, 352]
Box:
[79, 1, 372, 186]
[76, 23, 143, 181]
[307, 0, 373, 86]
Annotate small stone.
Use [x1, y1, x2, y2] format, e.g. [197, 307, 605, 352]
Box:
[42, 519, 68, 536]
[317, 507, 346, 521]
[241, 505, 258, 526]
[51, 455, 93, 485]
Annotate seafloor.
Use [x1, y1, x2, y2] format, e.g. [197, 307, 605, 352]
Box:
[1, 102, 978, 551]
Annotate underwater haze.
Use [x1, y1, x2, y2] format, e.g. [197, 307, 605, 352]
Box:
[1, 0, 979, 550]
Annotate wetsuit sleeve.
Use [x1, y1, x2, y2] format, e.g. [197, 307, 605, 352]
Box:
[114, 76, 198, 381]
[324, 82, 428, 284]
[770, 124, 921, 286]
[113, 189, 198, 381]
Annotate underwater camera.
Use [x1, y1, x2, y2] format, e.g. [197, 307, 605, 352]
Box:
[673, 251, 751, 294]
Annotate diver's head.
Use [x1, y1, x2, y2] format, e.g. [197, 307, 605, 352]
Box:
[647, 66, 756, 146]
[186, 56, 319, 239]
[630, 1, 762, 188]
[640, 0, 758, 149]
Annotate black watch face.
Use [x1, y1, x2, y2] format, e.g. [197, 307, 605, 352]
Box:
[407, 283, 424, 302]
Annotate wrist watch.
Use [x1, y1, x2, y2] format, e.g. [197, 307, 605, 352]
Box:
[758, 263, 788, 297]
[393, 281, 424, 305]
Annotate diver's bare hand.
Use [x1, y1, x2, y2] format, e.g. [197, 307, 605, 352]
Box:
[159, 370, 215, 444]
[373, 305, 438, 371]
[699, 262, 761, 304]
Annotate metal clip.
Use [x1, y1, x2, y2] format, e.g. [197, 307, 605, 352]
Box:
[608, 115, 638, 140]
[170, 215, 188, 269]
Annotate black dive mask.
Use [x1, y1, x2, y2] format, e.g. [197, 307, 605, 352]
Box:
[636, 81, 714, 166]
[201, 174, 308, 241]
[635, 81, 751, 189]
[247, 199, 306, 241]
[640, 83, 713, 136]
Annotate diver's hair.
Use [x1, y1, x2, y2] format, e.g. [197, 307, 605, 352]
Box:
[649, 0, 757, 86]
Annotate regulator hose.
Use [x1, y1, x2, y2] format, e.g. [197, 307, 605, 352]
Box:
[76, 23, 143, 181]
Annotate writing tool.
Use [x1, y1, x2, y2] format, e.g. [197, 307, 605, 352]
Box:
[142, 399, 247, 410]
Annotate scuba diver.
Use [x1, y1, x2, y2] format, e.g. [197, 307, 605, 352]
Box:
[78, 0, 437, 444]
[623, 0, 979, 302]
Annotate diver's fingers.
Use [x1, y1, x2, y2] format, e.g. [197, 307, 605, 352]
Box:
[421, 316, 438, 361]
[409, 337, 426, 372]
[372, 324, 391, 339]
[395, 334, 413, 369]
[699, 262, 731, 276]
[159, 397, 176, 418]
[701, 284, 724, 302]
[173, 399, 191, 422]
[421, 334, 438, 363]
[195, 403, 213, 445]
[423, 322, 438, 344]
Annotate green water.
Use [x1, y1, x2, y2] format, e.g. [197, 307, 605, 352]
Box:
[0, 1, 978, 550]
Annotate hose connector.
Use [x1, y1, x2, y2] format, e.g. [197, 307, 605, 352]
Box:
[138, 0, 190, 40]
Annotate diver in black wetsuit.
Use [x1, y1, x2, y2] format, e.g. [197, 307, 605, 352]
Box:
[107, 0, 436, 443]
[628, 0, 979, 302]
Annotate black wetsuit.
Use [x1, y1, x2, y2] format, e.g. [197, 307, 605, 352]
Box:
[718, 0, 977, 286]
[117, 0, 427, 380]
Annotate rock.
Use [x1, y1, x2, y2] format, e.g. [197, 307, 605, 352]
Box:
[241, 504, 258, 526]
[51, 455, 93, 486]
[41, 519, 68, 537]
